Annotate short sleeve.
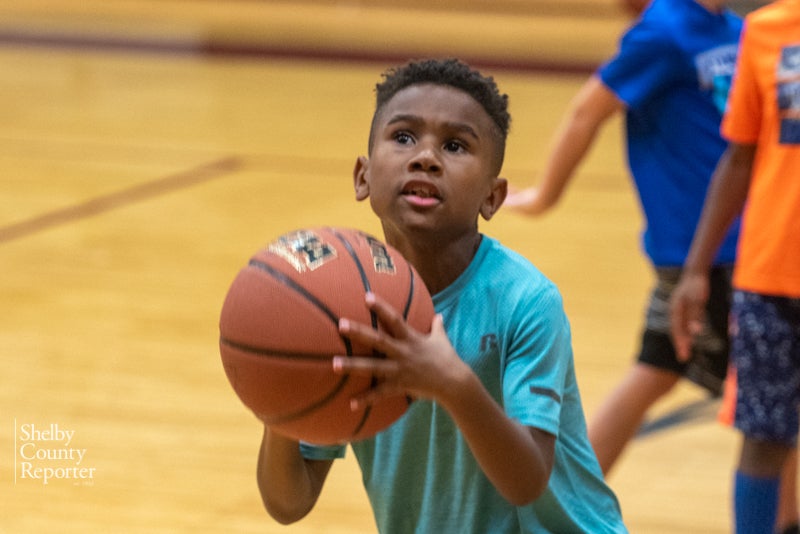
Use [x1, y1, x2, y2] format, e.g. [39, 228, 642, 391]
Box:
[502, 284, 573, 438]
[721, 22, 762, 144]
[599, 19, 680, 109]
[299, 442, 346, 460]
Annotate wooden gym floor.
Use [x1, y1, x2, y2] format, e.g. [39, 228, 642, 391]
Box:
[1, 1, 751, 532]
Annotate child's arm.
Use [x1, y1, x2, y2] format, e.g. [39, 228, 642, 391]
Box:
[433, 359, 556, 505]
[256, 427, 334, 524]
[335, 292, 555, 505]
[504, 74, 623, 215]
[670, 142, 755, 360]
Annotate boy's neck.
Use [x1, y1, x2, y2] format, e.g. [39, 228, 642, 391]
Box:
[387, 231, 482, 295]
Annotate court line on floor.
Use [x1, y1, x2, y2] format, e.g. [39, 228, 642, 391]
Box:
[0, 156, 241, 244]
[0, 29, 597, 76]
[636, 396, 723, 439]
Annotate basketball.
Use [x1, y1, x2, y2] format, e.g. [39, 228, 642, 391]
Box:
[219, 227, 435, 445]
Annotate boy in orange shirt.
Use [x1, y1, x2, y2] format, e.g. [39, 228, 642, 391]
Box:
[671, 1, 800, 532]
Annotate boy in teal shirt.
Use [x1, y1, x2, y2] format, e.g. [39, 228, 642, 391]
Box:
[257, 58, 626, 533]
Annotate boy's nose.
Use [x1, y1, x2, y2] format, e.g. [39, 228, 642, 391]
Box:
[408, 147, 442, 173]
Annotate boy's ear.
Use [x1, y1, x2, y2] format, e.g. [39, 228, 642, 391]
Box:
[353, 156, 370, 201]
[480, 177, 508, 221]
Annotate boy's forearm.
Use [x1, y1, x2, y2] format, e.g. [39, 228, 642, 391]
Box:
[256, 427, 330, 524]
[684, 143, 755, 274]
[439, 365, 553, 506]
[538, 76, 620, 209]
[537, 118, 597, 208]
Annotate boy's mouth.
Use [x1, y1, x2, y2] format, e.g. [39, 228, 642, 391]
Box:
[401, 181, 441, 201]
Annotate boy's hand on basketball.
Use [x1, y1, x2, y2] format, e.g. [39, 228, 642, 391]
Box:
[669, 273, 710, 362]
[333, 292, 468, 409]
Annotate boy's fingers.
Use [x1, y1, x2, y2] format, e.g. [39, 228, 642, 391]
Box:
[332, 356, 399, 377]
[670, 298, 692, 361]
[364, 292, 410, 338]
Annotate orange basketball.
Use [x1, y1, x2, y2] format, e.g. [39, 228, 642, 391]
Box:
[219, 227, 434, 445]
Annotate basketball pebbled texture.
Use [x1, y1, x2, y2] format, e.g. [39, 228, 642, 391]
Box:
[219, 227, 434, 445]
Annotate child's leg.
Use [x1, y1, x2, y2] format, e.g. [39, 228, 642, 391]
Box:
[735, 438, 791, 534]
[722, 370, 799, 534]
[777, 449, 799, 534]
[588, 362, 679, 474]
[590, 268, 729, 475]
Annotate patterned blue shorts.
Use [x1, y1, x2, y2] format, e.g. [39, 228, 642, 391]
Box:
[732, 290, 800, 444]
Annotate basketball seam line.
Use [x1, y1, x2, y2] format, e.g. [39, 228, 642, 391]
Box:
[247, 257, 354, 355]
[219, 337, 338, 360]
[329, 228, 377, 438]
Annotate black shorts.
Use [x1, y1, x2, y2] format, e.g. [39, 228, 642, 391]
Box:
[637, 266, 732, 396]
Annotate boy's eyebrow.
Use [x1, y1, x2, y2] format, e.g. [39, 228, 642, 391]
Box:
[386, 113, 481, 141]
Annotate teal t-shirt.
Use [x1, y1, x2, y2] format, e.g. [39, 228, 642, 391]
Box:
[301, 236, 627, 533]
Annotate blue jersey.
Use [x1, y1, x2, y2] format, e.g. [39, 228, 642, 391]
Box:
[302, 236, 627, 533]
[599, 0, 742, 267]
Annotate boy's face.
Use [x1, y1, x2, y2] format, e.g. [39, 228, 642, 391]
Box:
[354, 83, 506, 243]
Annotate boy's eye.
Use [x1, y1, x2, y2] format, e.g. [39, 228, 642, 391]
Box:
[394, 132, 414, 145]
[444, 140, 466, 152]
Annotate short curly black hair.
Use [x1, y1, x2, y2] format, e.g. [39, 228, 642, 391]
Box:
[368, 58, 511, 170]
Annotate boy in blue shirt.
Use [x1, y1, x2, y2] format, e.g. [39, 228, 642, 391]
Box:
[506, 0, 742, 476]
[257, 58, 627, 533]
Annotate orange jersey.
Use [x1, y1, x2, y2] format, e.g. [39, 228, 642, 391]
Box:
[722, 0, 800, 297]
